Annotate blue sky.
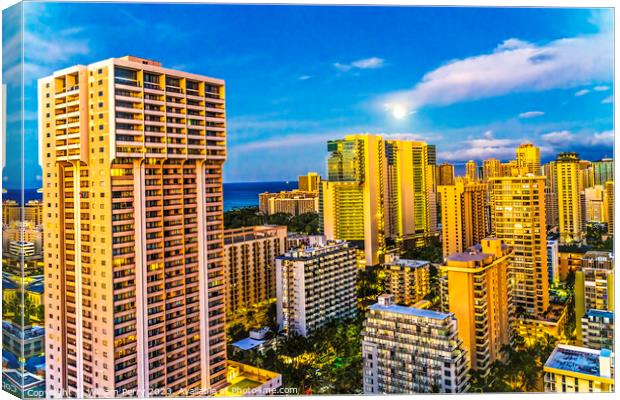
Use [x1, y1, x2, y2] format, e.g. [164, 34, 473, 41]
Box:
[2, 3, 614, 187]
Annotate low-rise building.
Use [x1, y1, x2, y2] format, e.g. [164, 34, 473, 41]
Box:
[544, 345, 614, 392]
[215, 361, 282, 397]
[276, 238, 357, 337]
[362, 294, 469, 394]
[258, 191, 319, 215]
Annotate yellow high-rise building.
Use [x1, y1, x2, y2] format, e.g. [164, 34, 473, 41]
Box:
[40, 56, 228, 397]
[438, 162, 455, 186]
[482, 158, 501, 182]
[384, 140, 416, 241]
[605, 181, 614, 236]
[321, 134, 387, 266]
[465, 160, 478, 181]
[410, 141, 438, 241]
[441, 238, 511, 372]
[500, 160, 518, 177]
[542, 161, 559, 227]
[438, 177, 487, 258]
[489, 175, 549, 317]
[556, 152, 583, 243]
[298, 172, 321, 192]
[516, 143, 541, 175]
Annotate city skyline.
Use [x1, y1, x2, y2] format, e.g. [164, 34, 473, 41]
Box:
[2, 3, 614, 188]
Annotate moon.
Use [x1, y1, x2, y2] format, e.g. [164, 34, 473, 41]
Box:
[391, 104, 408, 119]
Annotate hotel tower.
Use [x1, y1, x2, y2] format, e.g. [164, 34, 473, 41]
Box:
[39, 56, 227, 397]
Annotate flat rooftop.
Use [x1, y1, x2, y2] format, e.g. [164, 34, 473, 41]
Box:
[386, 258, 430, 269]
[369, 303, 451, 320]
[545, 345, 611, 377]
[585, 309, 614, 319]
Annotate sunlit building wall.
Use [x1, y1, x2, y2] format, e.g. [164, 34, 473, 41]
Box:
[516, 143, 541, 176]
[40, 56, 228, 397]
[556, 152, 583, 243]
[438, 177, 487, 258]
[441, 238, 511, 373]
[489, 175, 549, 317]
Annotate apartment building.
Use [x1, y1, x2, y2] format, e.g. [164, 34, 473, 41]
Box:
[437, 163, 455, 186]
[556, 152, 583, 243]
[575, 251, 614, 342]
[362, 294, 469, 394]
[516, 143, 541, 176]
[465, 160, 478, 181]
[489, 174, 549, 317]
[40, 56, 228, 397]
[276, 238, 357, 337]
[258, 191, 319, 216]
[441, 238, 511, 373]
[438, 177, 487, 258]
[224, 225, 287, 316]
[581, 309, 614, 350]
[383, 255, 430, 306]
[544, 345, 614, 392]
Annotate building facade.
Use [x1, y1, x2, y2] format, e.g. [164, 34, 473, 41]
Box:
[362, 294, 469, 394]
[438, 177, 487, 258]
[40, 56, 228, 397]
[516, 143, 541, 176]
[489, 175, 549, 317]
[581, 309, 614, 350]
[441, 238, 511, 373]
[224, 225, 287, 316]
[556, 152, 583, 243]
[276, 239, 357, 337]
[383, 256, 430, 306]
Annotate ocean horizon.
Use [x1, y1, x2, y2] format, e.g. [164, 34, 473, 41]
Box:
[3, 181, 298, 212]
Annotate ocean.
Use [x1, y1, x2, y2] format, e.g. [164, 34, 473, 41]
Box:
[3, 181, 298, 212]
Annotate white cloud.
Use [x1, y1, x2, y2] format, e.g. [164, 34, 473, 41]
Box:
[519, 110, 545, 119]
[298, 75, 312, 81]
[594, 85, 610, 91]
[541, 130, 573, 144]
[381, 32, 612, 109]
[590, 130, 613, 146]
[334, 57, 385, 72]
[541, 130, 613, 147]
[601, 96, 613, 104]
[575, 89, 590, 96]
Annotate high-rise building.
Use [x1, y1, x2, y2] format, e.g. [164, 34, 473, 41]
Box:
[441, 238, 511, 373]
[383, 255, 430, 306]
[542, 161, 559, 227]
[489, 175, 549, 317]
[276, 239, 357, 337]
[592, 158, 614, 186]
[547, 240, 559, 286]
[409, 141, 438, 242]
[516, 143, 541, 176]
[605, 181, 614, 235]
[556, 152, 583, 243]
[40, 56, 228, 397]
[298, 172, 321, 192]
[320, 134, 386, 266]
[362, 294, 469, 394]
[575, 251, 614, 342]
[384, 140, 417, 241]
[581, 310, 614, 350]
[224, 225, 287, 316]
[465, 160, 478, 181]
[584, 185, 607, 223]
[500, 160, 518, 177]
[437, 162, 455, 186]
[578, 160, 594, 192]
[544, 345, 614, 392]
[482, 158, 501, 182]
[438, 177, 487, 258]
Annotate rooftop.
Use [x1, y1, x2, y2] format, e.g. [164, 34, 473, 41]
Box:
[277, 240, 350, 260]
[368, 303, 451, 320]
[545, 345, 612, 378]
[385, 258, 430, 269]
[232, 337, 266, 351]
[585, 309, 614, 319]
